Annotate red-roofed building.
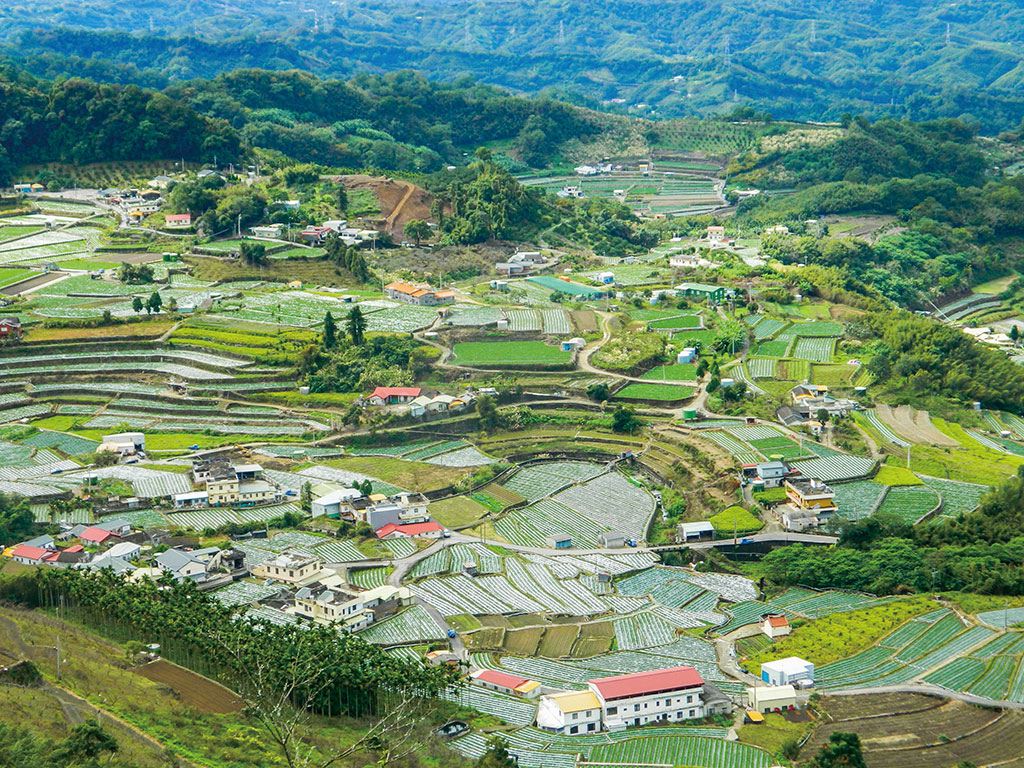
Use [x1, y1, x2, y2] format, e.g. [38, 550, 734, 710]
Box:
[471, 669, 542, 699]
[366, 386, 422, 406]
[588, 666, 705, 729]
[79, 526, 116, 545]
[374, 521, 445, 540]
[10, 545, 50, 565]
[762, 614, 791, 639]
[165, 213, 192, 229]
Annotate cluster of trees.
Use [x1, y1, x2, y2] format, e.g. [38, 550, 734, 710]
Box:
[0, 69, 239, 184]
[863, 311, 1024, 413]
[300, 333, 436, 393]
[0, 493, 35, 546]
[324, 234, 370, 282]
[118, 263, 154, 284]
[0, 719, 122, 768]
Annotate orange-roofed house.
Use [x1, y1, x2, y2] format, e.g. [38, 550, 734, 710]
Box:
[762, 614, 791, 639]
[385, 281, 454, 306]
[165, 213, 192, 229]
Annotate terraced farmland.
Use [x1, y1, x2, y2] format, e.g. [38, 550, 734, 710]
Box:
[453, 340, 571, 367]
[358, 605, 445, 644]
[792, 336, 836, 362]
[876, 485, 939, 523]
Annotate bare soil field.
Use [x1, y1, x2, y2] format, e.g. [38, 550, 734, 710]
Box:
[877, 404, 958, 446]
[339, 175, 445, 238]
[134, 659, 243, 714]
[804, 694, 1024, 768]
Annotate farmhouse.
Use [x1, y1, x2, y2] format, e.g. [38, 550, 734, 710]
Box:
[98, 432, 145, 457]
[384, 282, 455, 306]
[747, 684, 798, 713]
[78, 526, 117, 545]
[9, 544, 50, 565]
[762, 615, 791, 639]
[366, 386, 422, 406]
[761, 657, 814, 687]
[164, 213, 192, 229]
[250, 224, 284, 238]
[706, 225, 725, 243]
[676, 282, 725, 304]
[155, 548, 210, 582]
[536, 691, 603, 735]
[754, 461, 788, 488]
[294, 583, 413, 631]
[470, 669, 542, 699]
[784, 478, 837, 515]
[252, 552, 322, 585]
[311, 488, 364, 518]
[173, 490, 209, 509]
[589, 666, 706, 729]
[0, 317, 23, 339]
[105, 541, 142, 561]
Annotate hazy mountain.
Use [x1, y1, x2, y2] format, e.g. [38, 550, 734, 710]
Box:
[5, 0, 1024, 129]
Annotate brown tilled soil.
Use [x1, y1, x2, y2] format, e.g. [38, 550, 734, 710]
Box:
[134, 659, 243, 714]
[338, 175, 446, 238]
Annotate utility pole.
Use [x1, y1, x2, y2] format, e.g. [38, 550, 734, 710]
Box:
[56, 635, 62, 681]
[723, 36, 731, 68]
[810, 19, 816, 44]
[945, 22, 951, 45]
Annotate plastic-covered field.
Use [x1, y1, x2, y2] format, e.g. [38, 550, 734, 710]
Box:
[919, 476, 990, 517]
[876, 485, 939, 523]
[789, 454, 875, 482]
[358, 604, 446, 644]
[831, 481, 888, 520]
[792, 336, 836, 362]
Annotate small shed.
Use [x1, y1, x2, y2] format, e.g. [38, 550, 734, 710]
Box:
[546, 533, 572, 550]
[762, 614, 791, 639]
[677, 347, 697, 364]
[598, 531, 626, 549]
[677, 521, 714, 543]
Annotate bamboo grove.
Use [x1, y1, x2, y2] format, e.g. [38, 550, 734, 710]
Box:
[0, 568, 458, 718]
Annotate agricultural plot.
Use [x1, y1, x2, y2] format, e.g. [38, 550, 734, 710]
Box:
[589, 736, 771, 768]
[751, 317, 787, 340]
[350, 567, 389, 589]
[832, 481, 888, 520]
[363, 305, 437, 333]
[719, 601, 794, 634]
[540, 309, 572, 335]
[746, 357, 777, 378]
[450, 733, 572, 768]
[876, 485, 940, 523]
[748, 436, 808, 462]
[861, 410, 910, 448]
[773, 590, 884, 618]
[212, 581, 281, 607]
[506, 309, 541, 332]
[648, 315, 702, 330]
[453, 340, 571, 367]
[789, 454, 874, 482]
[358, 605, 445, 644]
[425, 446, 495, 467]
[700, 430, 751, 455]
[496, 499, 603, 549]
[309, 539, 364, 562]
[754, 340, 790, 357]
[615, 382, 693, 401]
[613, 613, 677, 650]
[919, 476, 990, 517]
[790, 321, 843, 336]
[448, 306, 503, 327]
[0, 441, 34, 466]
[792, 336, 836, 363]
[640, 363, 698, 381]
[552, 472, 654, 541]
[383, 537, 417, 558]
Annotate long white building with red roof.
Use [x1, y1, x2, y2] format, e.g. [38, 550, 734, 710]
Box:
[536, 665, 708, 734]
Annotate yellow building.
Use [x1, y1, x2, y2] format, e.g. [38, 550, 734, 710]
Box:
[784, 478, 837, 513]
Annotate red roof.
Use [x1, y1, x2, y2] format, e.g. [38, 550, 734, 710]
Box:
[370, 386, 422, 399]
[589, 666, 703, 700]
[165, 213, 191, 222]
[375, 521, 444, 538]
[473, 669, 530, 689]
[64, 545, 84, 553]
[11, 545, 49, 561]
[767, 615, 790, 628]
[79, 526, 115, 543]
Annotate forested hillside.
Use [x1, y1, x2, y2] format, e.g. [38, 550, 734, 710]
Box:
[0, 66, 600, 182]
[6, 0, 1024, 128]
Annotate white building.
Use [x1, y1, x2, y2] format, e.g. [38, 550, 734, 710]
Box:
[589, 666, 705, 730]
[761, 657, 814, 687]
[99, 431, 145, 456]
[762, 615, 791, 639]
[105, 541, 142, 561]
[311, 488, 363, 518]
[536, 691, 603, 735]
[747, 684, 798, 713]
[252, 553, 322, 585]
[294, 583, 413, 632]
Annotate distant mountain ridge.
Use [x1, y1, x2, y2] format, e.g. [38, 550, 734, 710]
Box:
[4, 0, 1024, 129]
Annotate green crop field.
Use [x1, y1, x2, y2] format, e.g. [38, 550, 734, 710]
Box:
[452, 341, 571, 367]
[649, 315, 702, 330]
[616, 382, 694, 401]
[640, 363, 698, 381]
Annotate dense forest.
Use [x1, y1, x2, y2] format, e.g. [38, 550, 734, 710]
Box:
[6, 1, 1024, 129]
[0, 65, 598, 183]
